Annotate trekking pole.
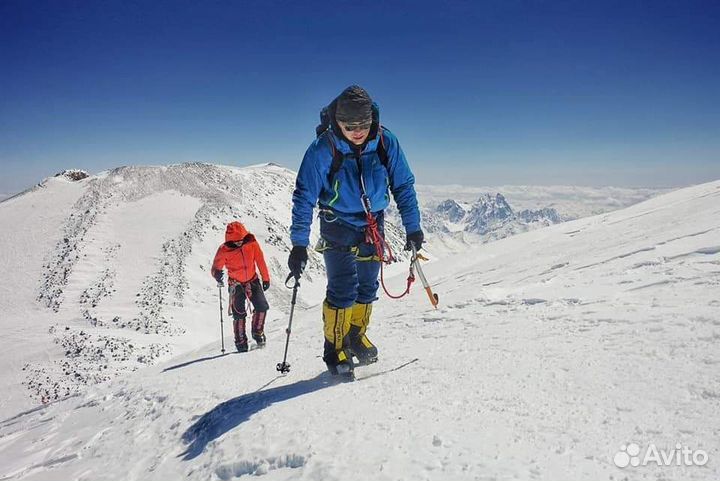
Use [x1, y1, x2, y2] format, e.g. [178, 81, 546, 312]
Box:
[218, 285, 226, 354]
[411, 243, 439, 309]
[276, 273, 300, 373]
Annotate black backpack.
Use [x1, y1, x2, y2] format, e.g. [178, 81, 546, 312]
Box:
[315, 102, 390, 185]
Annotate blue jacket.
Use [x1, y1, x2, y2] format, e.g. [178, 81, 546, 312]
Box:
[290, 128, 421, 247]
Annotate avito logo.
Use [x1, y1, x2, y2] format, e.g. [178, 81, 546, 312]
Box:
[614, 443, 709, 468]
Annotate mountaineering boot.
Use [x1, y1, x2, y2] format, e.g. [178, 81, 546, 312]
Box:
[235, 338, 249, 353]
[321, 301, 353, 376]
[233, 318, 249, 353]
[252, 331, 266, 347]
[323, 339, 354, 377]
[348, 302, 378, 364]
[251, 311, 266, 347]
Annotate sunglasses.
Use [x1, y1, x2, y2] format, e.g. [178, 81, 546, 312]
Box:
[339, 121, 372, 132]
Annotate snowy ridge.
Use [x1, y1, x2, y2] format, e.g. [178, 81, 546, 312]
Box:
[0, 179, 717, 480]
[2, 163, 312, 411]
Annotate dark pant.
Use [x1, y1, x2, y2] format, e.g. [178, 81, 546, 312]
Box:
[320, 215, 382, 309]
[229, 278, 269, 341]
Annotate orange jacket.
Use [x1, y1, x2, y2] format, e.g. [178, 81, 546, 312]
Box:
[211, 222, 270, 284]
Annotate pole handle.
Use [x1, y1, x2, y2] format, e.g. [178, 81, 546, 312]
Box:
[285, 272, 300, 288]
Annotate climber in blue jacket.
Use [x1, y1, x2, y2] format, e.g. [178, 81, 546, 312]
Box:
[288, 85, 424, 376]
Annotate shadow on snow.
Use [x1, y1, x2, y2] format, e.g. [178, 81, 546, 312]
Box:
[179, 358, 419, 460]
[163, 347, 262, 373]
[179, 371, 337, 460]
[162, 353, 228, 372]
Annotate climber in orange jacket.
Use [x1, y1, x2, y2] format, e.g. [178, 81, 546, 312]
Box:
[211, 221, 270, 352]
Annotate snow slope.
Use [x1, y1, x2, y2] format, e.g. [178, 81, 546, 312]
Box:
[0, 179, 717, 481]
[0, 163, 324, 417]
[0, 176, 88, 414]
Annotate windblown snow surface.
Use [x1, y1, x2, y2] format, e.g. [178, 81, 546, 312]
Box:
[0, 168, 718, 481]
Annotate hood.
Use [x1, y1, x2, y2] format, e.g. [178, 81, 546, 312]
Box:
[316, 97, 381, 152]
[225, 221, 249, 242]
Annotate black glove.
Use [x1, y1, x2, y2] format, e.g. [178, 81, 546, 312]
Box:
[404, 230, 424, 251]
[288, 246, 308, 279]
[262, 280, 270, 291]
[214, 271, 224, 287]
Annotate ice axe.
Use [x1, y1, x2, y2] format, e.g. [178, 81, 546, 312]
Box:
[411, 243, 439, 309]
[276, 273, 300, 374]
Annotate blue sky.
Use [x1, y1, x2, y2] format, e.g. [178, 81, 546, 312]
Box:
[1, 0, 719, 194]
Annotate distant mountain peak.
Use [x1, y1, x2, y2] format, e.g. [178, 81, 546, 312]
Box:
[435, 199, 466, 223]
[413, 191, 563, 240]
[465, 192, 514, 234]
[517, 207, 563, 224]
[474, 192, 512, 212]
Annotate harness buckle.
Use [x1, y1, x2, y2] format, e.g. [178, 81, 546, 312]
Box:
[318, 208, 338, 223]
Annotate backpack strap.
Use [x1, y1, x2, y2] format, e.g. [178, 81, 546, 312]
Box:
[376, 126, 389, 170]
[324, 132, 346, 185]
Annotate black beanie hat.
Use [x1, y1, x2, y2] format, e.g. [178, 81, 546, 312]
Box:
[335, 85, 373, 123]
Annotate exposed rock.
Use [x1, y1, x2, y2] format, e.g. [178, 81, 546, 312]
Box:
[55, 170, 90, 181]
